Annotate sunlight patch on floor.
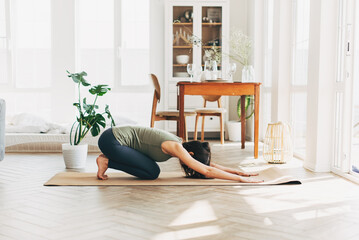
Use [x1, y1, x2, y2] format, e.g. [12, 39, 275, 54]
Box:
[263, 217, 273, 226]
[292, 205, 352, 221]
[169, 200, 217, 227]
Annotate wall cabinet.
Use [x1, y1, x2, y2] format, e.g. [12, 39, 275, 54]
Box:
[164, 0, 229, 135]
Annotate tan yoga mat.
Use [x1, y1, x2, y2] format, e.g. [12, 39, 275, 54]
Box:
[44, 167, 301, 186]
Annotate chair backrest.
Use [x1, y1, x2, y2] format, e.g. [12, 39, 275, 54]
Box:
[150, 74, 161, 125]
[202, 95, 222, 108]
[202, 95, 221, 102]
[150, 74, 161, 103]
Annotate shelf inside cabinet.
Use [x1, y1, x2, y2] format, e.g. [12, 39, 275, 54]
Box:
[173, 22, 193, 26]
[173, 64, 189, 67]
[173, 45, 193, 49]
[202, 23, 222, 26]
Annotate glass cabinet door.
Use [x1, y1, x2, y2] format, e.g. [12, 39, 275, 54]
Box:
[201, 6, 222, 73]
[172, 6, 193, 78]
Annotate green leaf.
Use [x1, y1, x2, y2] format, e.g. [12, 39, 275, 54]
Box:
[105, 105, 116, 126]
[90, 123, 101, 137]
[73, 103, 81, 111]
[95, 113, 105, 121]
[82, 98, 91, 114]
[66, 70, 91, 86]
[84, 115, 95, 126]
[237, 96, 254, 120]
[94, 114, 106, 128]
[89, 85, 111, 96]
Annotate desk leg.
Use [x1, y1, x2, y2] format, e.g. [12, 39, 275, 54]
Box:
[176, 91, 180, 136]
[241, 96, 246, 149]
[179, 86, 185, 141]
[254, 86, 260, 159]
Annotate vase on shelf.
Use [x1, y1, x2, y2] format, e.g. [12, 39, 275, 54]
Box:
[241, 65, 255, 82]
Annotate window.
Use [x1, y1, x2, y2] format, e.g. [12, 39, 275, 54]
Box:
[76, 0, 151, 126]
[290, 0, 310, 158]
[76, 0, 150, 87]
[1, 0, 151, 125]
[0, 0, 8, 84]
[119, 0, 149, 86]
[12, 0, 51, 88]
[0, 0, 52, 120]
[76, 0, 114, 86]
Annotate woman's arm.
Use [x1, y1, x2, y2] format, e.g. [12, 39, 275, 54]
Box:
[210, 162, 258, 177]
[162, 141, 262, 183]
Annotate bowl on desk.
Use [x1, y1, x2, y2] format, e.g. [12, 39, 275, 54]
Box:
[176, 55, 190, 64]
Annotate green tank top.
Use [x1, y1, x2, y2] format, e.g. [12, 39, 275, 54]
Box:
[112, 126, 182, 162]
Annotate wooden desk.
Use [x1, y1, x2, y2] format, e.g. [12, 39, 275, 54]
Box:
[177, 82, 261, 159]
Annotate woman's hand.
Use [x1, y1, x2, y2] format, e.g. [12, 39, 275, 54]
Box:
[238, 176, 264, 183]
[235, 171, 259, 177]
[210, 162, 259, 177]
[162, 141, 264, 183]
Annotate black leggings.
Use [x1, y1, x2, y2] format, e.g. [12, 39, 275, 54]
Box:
[98, 128, 160, 180]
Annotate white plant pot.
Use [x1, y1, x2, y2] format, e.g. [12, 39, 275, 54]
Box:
[62, 143, 88, 169]
[227, 121, 242, 142]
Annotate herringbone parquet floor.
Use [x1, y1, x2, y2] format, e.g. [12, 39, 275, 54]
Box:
[1, 141, 359, 240]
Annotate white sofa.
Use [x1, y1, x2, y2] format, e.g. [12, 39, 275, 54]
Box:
[0, 99, 5, 160]
[5, 132, 100, 153]
[4, 113, 138, 153]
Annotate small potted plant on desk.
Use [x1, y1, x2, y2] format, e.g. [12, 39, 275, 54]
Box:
[62, 71, 115, 169]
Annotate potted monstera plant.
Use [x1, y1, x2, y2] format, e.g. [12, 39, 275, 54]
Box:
[62, 71, 115, 169]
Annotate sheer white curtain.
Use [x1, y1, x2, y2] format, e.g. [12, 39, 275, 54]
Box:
[262, 0, 273, 140]
[291, 0, 310, 158]
[0, 0, 52, 120]
[12, 0, 51, 88]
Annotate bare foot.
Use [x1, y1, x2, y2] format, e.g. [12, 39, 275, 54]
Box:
[96, 154, 109, 180]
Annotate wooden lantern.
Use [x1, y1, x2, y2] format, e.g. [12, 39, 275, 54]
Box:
[263, 122, 293, 164]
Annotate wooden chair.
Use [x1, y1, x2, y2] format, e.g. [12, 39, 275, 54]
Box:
[194, 95, 226, 144]
[150, 74, 196, 141]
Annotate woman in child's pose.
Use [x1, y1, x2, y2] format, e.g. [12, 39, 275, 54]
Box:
[96, 126, 260, 183]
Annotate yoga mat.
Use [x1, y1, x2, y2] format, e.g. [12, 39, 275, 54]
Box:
[44, 167, 301, 186]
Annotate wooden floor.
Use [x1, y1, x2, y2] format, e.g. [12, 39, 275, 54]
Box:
[1, 141, 359, 240]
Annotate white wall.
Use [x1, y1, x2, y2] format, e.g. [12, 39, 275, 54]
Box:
[51, 0, 76, 123]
